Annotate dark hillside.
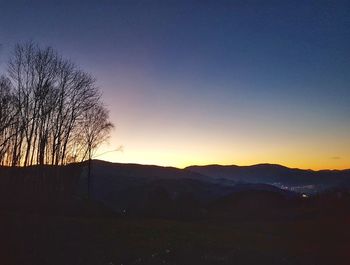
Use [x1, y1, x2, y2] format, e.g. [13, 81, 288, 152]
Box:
[186, 164, 350, 192]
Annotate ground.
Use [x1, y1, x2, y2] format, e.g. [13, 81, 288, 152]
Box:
[1, 211, 349, 265]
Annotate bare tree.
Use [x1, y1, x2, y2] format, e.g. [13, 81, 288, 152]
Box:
[0, 76, 17, 164]
[79, 103, 114, 162]
[0, 42, 114, 167]
[76, 103, 114, 199]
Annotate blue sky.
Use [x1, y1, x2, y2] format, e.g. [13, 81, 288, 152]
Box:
[1, 0, 349, 169]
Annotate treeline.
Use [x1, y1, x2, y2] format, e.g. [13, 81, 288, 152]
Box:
[0, 43, 113, 166]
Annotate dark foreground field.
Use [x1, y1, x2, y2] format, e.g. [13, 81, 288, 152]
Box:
[1, 163, 350, 264]
[1, 210, 350, 265]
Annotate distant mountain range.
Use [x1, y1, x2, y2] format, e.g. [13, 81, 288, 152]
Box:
[186, 164, 350, 192]
[1, 160, 350, 219]
[79, 160, 350, 216]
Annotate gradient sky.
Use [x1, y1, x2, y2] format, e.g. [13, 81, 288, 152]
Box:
[1, 0, 349, 169]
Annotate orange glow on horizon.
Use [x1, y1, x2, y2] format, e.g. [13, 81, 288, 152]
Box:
[96, 142, 350, 171]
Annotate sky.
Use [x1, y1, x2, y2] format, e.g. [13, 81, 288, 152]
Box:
[0, 0, 349, 170]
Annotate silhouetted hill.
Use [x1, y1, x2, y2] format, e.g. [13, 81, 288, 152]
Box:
[186, 164, 350, 193]
[0, 163, 115, 216]
[2, 160, 350, 220]
[79, 161, 306, 218]
[207, 183, 302, 221]
[80, 160, 232, 216]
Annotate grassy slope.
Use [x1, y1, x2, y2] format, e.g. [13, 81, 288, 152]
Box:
[1, 212, 349, 265]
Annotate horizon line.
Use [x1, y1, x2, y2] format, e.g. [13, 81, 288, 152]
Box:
[88, 159, 350, 172]
[2, 159, 349, 172]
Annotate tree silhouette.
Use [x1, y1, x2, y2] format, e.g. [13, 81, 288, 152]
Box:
[78, 103, 114, 199]
[0, 42, 113, 166]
